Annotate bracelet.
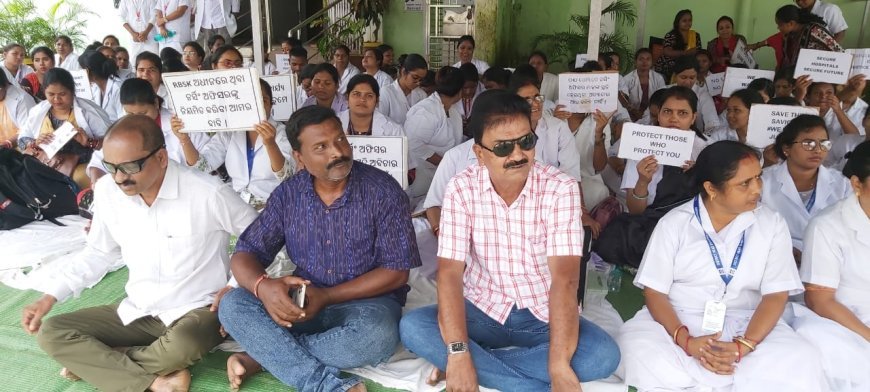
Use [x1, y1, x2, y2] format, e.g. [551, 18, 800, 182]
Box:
[736, 341, 743, 363]
[253, 274, 269, 299]
[734, 336, 757, 352]
[631, 190, 649, 200]
[671, 325, 687, 343]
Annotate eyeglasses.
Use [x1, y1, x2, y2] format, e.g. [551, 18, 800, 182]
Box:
[791, 139, 832, 152]
[102, 145, 164, 175]
[523, 94, 544, 104]
[477, 132, 538, 157]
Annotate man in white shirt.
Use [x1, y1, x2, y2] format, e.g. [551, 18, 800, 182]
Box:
[193, 0, 239, 57]
[796, 0, 848, 42]
[54, 36, 81, 72]
[21, 115, 258, 392]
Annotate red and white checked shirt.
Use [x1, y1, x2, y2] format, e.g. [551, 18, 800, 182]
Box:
[438, 161, 584, 324]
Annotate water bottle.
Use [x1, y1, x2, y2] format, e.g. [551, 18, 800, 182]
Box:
[607, 266, 623, 293]
[154, 30, 176, 42]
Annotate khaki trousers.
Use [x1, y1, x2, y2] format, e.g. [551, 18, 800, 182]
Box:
[37, 304, 223, 392]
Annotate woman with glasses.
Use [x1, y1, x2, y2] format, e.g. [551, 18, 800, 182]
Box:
[761, 114, 851, 262]
[1, 43, 34, 87]
[332, 44, 360, 95]
[618, 140, 827, 392]
[452, 35, 489, 74]
[338, 74, 404, 137]
[793, 141, 870, 391]
[360, 48, 392, 89]
[181, 41, 205, 71]
[18, 68, 111, 189]
[378, 54, 428, 125]
[0, 69, 35, 148]
[210, 45, 243, 70]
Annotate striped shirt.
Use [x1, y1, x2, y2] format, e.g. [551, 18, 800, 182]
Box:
[438, 161, 584, 323]
[235, 162, 421, 303]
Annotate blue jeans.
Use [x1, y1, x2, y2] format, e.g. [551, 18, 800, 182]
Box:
[219, 288, 402, 392]
[400, 300, 621, 392]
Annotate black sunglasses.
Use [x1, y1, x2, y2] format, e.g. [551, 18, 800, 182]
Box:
[102, 145, 164, 175]
[477, 132, 538, 157]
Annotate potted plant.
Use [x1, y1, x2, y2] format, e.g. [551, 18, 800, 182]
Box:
[351, 0, 390, 43]
[0, 0, 93, 51]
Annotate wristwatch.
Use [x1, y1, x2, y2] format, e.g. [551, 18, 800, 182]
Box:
[447, 341, 468, 355]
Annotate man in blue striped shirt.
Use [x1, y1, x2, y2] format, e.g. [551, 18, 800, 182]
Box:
[218, 106, 421, 392]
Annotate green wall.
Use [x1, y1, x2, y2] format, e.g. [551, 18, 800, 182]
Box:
[382, 0, 426, 57]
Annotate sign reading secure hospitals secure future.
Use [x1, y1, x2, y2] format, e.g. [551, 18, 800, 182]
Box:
[262, 74, 297, 122]
[617, 123, 696, 167]
[746, 104, 820, 149]
[346, 136, 408, 189]
[794, 48, 853, 85]
[558, 72, 619, 113]
[163, 68, 267, 133]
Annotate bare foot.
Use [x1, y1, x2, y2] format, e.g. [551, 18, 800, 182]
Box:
[426, 367, 445, 386]
[348, 382, 367, 392]
[227, 352, 263, 391]
[59, 367, 81, 381]
[149, 369, 191, 392]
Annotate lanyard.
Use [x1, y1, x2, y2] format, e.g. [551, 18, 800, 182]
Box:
[693, 196, 745, 286]
[245, 136, 256, 178]
[805, 188, 816, 213]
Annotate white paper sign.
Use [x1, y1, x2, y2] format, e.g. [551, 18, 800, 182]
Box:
[404, 0, 423, 11]
[721, 67, 776, 97]
[558, 72, 619, 113]
[746, 104, 820, 149]
[706, 72, 725, 96]
[794, 48, 853, 85]
[275, 54, 290, 75]
[846, 48, 870, 79]
[730, 39, 757, 69]
[347, 136, 408, 189]
[38, 122, 77, 160]
[575, 54, 590, 68]
[617, 123, 696, 167]
[162, 68, 267, 132]
[70, 70, 93, 101]
[262, 74, 297, 122]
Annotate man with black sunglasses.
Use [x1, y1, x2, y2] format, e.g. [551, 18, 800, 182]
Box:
[400, 90, 620, 391]
[21, 115, 258, 392]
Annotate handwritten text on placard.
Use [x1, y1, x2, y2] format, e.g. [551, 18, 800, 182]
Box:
[163, 68, 266, 132]
[617, 123, 696, 167]
[275, 54, 290, 75]
[558, 72, 619, 113]
[706, 72, 725, 96]
[70, 70, 93, 101]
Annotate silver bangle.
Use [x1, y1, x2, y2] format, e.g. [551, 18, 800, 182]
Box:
[631, 190, 649, 200]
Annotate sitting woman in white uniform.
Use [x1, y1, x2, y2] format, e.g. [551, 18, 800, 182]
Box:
[0, 69, 35, 148]
[454, 63, 480, 138]
[338, 74, 404, 137]
[619, 47, 667, 122]
[452, 35, 489, 74]
[708, 89, 764, 145]
[761, 114, 851, 260]
[670, 56, 720, 134]
[481, 66, 510, 90]
[78, 50, 124, 121]
[360, 48, 392, 89]
[618, 140, 827, 392]
[172, 78, 294, 208]
[133, 51, 170, 109]
[301, 63, 349, 113]
[794, 141, 870, 392]
[595, 86, 708, 268]
[332, 44, 360, 95]
[377, 54, 428, 125]
[528, 50, 558, 103]
[405, 66, 465, 203]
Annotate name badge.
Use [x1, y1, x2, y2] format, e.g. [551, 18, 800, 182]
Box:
[240, 189, 253, 204]
[702, 300, 727, 333]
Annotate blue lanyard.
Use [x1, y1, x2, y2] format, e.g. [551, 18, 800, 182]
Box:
[805, 188, 816, 213]
[693, 197, 745, 286]
[245, 137, 256, 178]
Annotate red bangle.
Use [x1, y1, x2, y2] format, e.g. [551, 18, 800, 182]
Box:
[253, 274, 268, 299]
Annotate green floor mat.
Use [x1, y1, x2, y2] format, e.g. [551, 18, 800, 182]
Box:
[605, 269, 645, 322]
[0, 269, 403, 392]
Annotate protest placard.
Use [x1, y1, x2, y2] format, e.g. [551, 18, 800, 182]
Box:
[39, 122, 77, 160]
[70, 70, 94, 101]
[262, 74, 297, 122]
[163, 68, 266, 132]
[847, 48, 870, 79]
[347, 136, 408, 189]
[794, 48, 853, 85]
[746, 104, 820, 149]
[721, 67, 776, 97]
[617, 123, 696, 167]
[730, 39, 757, 69]
[575, 54, 590, 68]
[706, 72, 725, 96]
[275, 54, 290, 74]
[558, 72, 619, 113]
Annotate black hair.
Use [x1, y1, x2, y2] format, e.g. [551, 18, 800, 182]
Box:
[210, 45, 242, 67]
[0, 67, 9, 87]
[30, 46, 55, 62]
[511, 64, 540, 87]
[312, 63, 340, 84]
[281, 37, 302, 48]
[2, 43, 24, 54]
[163, 57, 189, 73]
[207, 34, 225, 48]
[182, 41, 205, 59]
[747, 78, 774, 99]
[672, 55, 700, 75]
[106, 114, 166, 152]
[843, 141, 870, 181]
[668, 10, 693, 50]
[457, 35, 476, 48]
[693, 140, 760, 197]
[259, 78, 273, 103]
[44, 68, 76, 96]
[577, 60, 603, 73]
[289, 46, 308, 60]
[649, 88, 668, 108]
[695, 49, 713, 64]
[421, 70, 436, 88]
[598, 53, 613, 70]
[807, 82, 834, 97]
[507, 71, 537, 93]
[716, 15, 735, 29]
[528, 50, 549, 65]
[768, 96, 803, 106]
[482, 67, 511, 89]
[364, 48, 384, 67]
[113, 46, 129, 55]
[285, 105, 341, 151]
[332, 44, 351, 56]
[401, 53, 428, 73]
[55, 36, 73, 47]
[773, 69, 794, 84]
[345, 74, 380, 98]
[469, 89, 532, 145]
[774, 114, 828, 160]
[300, 64, 318, 80]
[135, 51, 163, 73]
[84, 41, 102, 52]
[661, 85, 707, 140]
[728, 89, 764, 109]
[103, 35, 120, 45]
[459, 62, 480, 83]
[119, 78, 160, 106]
[376, 44, 393, 54]
[435, 66, 464, 97]
[78, 50, 118, 80]
[635, 47, 652, 60]
[776, 4, 826, 27]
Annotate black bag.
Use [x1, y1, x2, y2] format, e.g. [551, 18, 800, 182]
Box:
[0, 149, 78, 230]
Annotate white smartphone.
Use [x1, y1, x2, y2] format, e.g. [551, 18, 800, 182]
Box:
[290, 284, 307, 308]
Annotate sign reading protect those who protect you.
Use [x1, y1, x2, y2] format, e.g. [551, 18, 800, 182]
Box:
[746, 104, 821, 149]
[163, 68, 266, 133]
[347, 136, 408, 189]
[617, 123, 696, 167]
[558, 72, 619, 113]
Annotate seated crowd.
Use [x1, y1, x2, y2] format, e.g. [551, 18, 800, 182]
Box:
[3, 1, 870, 391]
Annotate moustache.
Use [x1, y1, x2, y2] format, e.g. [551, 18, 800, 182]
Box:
[504, 158, 529, 169]
[327, 156, 352, 170]
[116, 180, 136, 187]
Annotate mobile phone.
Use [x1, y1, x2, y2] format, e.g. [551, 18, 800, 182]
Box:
[289, 284, 307, 308]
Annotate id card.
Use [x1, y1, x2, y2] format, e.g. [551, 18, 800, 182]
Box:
[702, 300, 727, 333]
